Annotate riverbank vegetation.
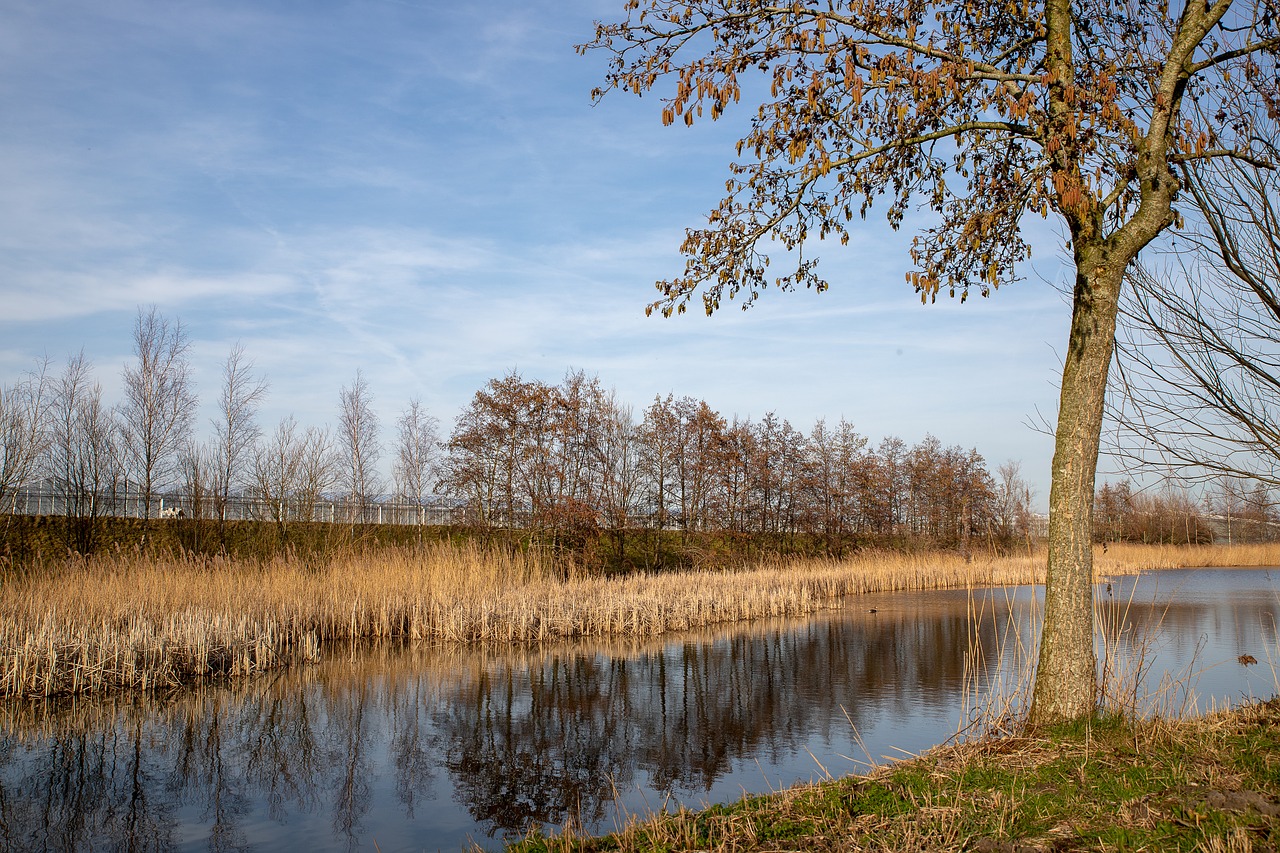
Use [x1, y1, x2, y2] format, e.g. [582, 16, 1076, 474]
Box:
[510, 699, 1280, 852]
[3, 540, 1279, 698]
[0, 542, 1028, 698]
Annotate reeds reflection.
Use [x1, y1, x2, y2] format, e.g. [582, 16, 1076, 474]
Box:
[1096, 569, 1280, 715]
[0, 570, 1273, 850]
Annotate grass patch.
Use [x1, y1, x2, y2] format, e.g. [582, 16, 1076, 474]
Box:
[510, 700, 1280, 852]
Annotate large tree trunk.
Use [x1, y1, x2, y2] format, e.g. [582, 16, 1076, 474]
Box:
[1031, 248, 1125, 724]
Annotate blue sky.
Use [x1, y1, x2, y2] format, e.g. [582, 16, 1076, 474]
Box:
[0, 0, 1081, 505]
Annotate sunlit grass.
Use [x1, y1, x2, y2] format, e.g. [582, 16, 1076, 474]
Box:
[2, 540, 1278, 697]
[508, 699, 1280, 852]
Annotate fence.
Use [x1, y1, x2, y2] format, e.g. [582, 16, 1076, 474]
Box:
[4, 485, 464, 527]
[4, 484, 1056, 543]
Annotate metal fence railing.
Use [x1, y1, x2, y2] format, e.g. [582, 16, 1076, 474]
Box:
[4, 485, 464, 527]
[4, 484, 1061, 542]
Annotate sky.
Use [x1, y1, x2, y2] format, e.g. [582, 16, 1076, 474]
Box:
[0, 0, 1087, 507]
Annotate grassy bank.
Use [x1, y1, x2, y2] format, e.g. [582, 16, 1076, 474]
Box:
[0, 513, 1023, 576]
[3, 541, 1279, 698]
[510, 699, 1280, 852]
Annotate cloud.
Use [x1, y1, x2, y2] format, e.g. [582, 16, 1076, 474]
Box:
[0, 269, 299, 324]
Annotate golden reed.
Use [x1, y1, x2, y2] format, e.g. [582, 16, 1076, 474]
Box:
[2, 541, 1277, 698]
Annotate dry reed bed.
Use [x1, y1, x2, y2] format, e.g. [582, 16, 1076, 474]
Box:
[0, 545, 1040, 698]
[2, 541, 1276, 698]
[1, 613, 840, 742]
[1095, 541, 1280, 574]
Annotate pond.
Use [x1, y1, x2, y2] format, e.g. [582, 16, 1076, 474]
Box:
[0, 568, 1276, 851]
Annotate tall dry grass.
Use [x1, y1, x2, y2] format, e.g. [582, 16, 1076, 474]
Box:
[0, 545, 1038, 698]
[2, 540, 1276, 698]
[1096, 541, 1280, 574]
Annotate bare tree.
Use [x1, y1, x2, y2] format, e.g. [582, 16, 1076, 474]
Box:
[440, 371, 553, 531]
[637, 395, 681, 536]
[592, 392, 642, 562]
[0, 358, 51, 515]
[993, 460, 1035, 548]
[120, 306, 197, 518]
[337, 371, 383, 522]
[799, 418, 869, 556]
[1094, 481, 1135, 544]
[679, 400, 726, 534]
[903, 436, 994, 546]
[750, 412, 806, 540]
[1113, 134, 1280, 497]
[714, 417, 757, 535]
[440, 395, 504, 528]
[178, 439, 217, 521]
[250, 417, 338, 538]
[296, 425, 339, 523]
[212, 342, 268, 524]
[47, 352, 119, 553]
[393, 399, 439, 511]
[250, 417, 303, 537]
[865, 436, 909, 538]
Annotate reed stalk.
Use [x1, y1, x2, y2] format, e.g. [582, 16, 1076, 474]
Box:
[2, 541, 1277, 698]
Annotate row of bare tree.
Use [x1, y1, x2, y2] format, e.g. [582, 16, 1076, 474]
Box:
[440, 369, 1035, 555]
[0, 307, 440, 549]
[1094, 478, 1278, 546]
[1093, 481, 1213, 546]
[0, 315, 1036, 556]
[0, 308, 207, 551]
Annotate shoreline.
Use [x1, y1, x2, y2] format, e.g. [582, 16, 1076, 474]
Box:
[507, 698, 1280, 852]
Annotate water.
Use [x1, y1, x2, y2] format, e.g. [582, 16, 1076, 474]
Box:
[0, 568, 1276, 851]
[1098, 569, 1280, 709]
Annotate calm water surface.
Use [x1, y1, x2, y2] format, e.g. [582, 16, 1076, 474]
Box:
[1, 568, 1276, 851]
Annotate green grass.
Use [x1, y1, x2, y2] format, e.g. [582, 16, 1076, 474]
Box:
[508, 699, 1280, 852]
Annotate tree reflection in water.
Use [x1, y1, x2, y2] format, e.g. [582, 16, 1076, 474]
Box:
[0, 571, 1273, 850]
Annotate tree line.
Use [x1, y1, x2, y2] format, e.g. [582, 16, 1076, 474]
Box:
[13, 306, 1272, 565]
[0, 309, 1038, 562]
[442, 368, 1036, 563]
[1094, 478, 1277, 546]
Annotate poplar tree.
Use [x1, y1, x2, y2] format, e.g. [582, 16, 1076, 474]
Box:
[212, 343, 267, 525]
[337, 371, 383, 522]
[120, 307, 196, 518]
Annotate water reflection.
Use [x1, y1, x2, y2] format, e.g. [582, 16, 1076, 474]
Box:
[1099, 569, 1280, 709]
[0, 569, 1275, 851]
[436, 598, 996, 837]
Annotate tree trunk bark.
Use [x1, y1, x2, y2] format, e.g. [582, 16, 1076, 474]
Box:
[1031, 248, 1125, 725]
